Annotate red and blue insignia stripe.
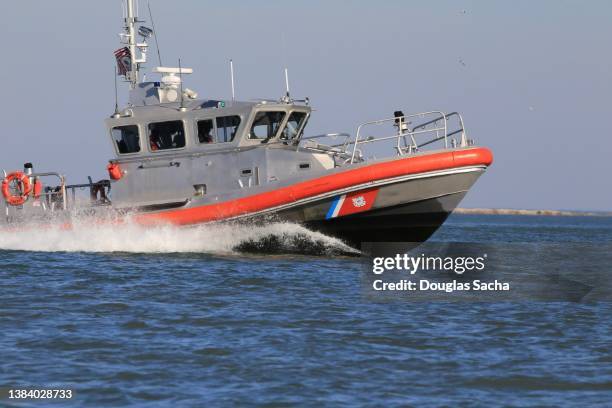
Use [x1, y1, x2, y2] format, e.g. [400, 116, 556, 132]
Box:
[325, 188, 379, 219]
[326, 195, 346, 219]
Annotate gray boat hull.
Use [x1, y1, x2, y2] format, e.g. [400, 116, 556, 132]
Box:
[246, 168, 482, 246]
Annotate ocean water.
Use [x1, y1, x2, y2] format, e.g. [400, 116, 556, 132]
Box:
[1, 215, 611, 407]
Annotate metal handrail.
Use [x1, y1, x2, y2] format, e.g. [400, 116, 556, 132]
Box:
[349, 110, 467, 163]
[299, 133, 355, 155]
[302, 132, 351, 141]
[64, 179, 111, 207]
[411, 112, 467, 147]
[301, 133, 352, 149]
[31, 172, 67, 211]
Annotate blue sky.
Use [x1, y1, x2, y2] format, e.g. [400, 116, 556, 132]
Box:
[0, 1, 610, 211]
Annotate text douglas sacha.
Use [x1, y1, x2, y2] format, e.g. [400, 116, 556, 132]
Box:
[372, 279, 510, 292]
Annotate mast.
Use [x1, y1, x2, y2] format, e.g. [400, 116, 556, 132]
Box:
[121, 0, 150, 89]
[117, 0, 195, 105]
[125, 0, 139, 88]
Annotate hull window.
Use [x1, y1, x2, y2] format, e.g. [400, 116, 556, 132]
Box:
[216, 116, 241, 143]
[148, 121, 186, 151]
[112, 125, 141, 154]
[249, 111, 286, 141]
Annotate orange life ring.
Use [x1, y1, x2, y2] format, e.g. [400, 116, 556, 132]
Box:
[2, 171, 32, 206]
[107, 163, 123, 180]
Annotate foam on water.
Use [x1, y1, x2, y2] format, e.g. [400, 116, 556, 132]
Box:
[0, 218, 357, 255]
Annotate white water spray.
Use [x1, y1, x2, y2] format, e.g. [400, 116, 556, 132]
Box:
[0, 219, 357, 255]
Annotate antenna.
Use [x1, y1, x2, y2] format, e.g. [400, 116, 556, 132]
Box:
[280, 31, 291, 103]
[284, 67, 291, 102]
[230, 59, 236, 102]
[178, 58, 186, 111]
[148, 2, 163, 66]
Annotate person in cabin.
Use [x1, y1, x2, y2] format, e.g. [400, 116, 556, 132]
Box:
[116, 138, 128, 154]
[150, 129, 160, 151]
[198, 120, 214, 144]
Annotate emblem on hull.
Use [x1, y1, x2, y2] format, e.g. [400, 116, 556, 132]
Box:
[352, 196, 366, 208]
[326, 188, 379, 219]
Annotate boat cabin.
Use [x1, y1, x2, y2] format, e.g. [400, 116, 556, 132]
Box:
[106, 99, 312, 157]
[104, 96, 337, 209]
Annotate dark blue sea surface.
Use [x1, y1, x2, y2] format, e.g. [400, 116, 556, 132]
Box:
[1, 215, 611, 406]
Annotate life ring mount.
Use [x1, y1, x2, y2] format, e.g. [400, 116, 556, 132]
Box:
[2, 171, 33, 206]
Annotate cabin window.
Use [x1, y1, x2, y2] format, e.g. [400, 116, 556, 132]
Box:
[280, 112, 308, 141]
[112, 125, 140, 154]
[197, 119, 215, 144]
[249, 111, 286, 140]
[148, 120, 186, 151]
[216, 116, 241, 143]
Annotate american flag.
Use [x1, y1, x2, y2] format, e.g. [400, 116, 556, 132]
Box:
[114, 47, 131, 76]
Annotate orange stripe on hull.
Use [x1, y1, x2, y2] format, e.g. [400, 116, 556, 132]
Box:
[136, 147, 493, 226]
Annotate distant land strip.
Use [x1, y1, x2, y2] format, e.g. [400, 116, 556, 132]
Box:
[454, 208, 612, 217]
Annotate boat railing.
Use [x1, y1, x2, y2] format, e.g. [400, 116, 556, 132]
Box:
[30, 172, 68, 212]
[2, 172, 112, 221]
[2, 172, 67, 221]
[299, 133, 356, 163]
[299, 111, 470, 165]
[301, 132, 352, 143]
[349, 111, 469, 164]
[63, 178, 112, 208]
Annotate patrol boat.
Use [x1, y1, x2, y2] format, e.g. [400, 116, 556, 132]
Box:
[1, 0, 492, 247]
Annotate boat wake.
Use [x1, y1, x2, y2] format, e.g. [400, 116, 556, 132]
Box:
[0, 219, 358, 256]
